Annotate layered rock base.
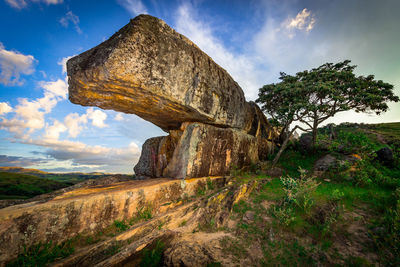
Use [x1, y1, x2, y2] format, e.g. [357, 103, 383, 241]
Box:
[134, 122, 274, 179]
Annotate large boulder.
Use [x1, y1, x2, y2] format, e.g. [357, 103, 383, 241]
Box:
[67, 14, 277, 178]
[133, 122, 273, 179]
[66, 14, 273, 138]
[163, 122, 262, 179]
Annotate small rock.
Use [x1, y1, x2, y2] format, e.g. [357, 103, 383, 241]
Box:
[261, 200, 272, 210]
[226, 219, 237, 229]
[265, 167, 284, 177]
[243, 211, 255, 223]
[299, 135, 313, 152]
[314, 154, 337, 172]
[376, 147, 394, 166]
[163, 241, 214, 267]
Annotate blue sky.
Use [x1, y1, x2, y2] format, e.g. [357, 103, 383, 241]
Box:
[0, 0, 399, 173]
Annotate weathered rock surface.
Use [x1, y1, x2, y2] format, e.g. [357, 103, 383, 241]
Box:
[133, 122, 274, 179]
[67, 15, 272, 135]
[67, 14, 277, 178]
[0, 176, 227, 264]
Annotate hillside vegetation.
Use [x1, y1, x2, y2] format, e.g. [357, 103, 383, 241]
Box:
[0, 172, 70, 199]
[0, 168, 135, 200]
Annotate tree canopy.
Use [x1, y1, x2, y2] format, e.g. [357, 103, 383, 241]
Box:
[256, 60, 399, 165]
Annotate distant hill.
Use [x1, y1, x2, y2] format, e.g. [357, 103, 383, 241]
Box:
[0, 167, 134, 200]
[0, 166, 49, 175]
[0, 167, 122, 184]
[0, 172, 70, 200]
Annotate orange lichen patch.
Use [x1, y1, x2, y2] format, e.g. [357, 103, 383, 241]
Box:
[184, 176, 224, 184]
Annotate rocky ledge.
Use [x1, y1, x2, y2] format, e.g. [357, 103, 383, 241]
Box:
[0, 176, 230, 264]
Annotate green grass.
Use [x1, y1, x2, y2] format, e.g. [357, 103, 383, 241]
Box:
[366, 122, 400, 141]
[314, 181, 392, 211]
[253, 178, 285, 203]
[0, 172, 70, 199]
[113, 220, 129, 232]
[277, 149, 322, 177]
[139, 240, 165, 267]
[129, 205, 153, 225]
[6, 241, 74, 267]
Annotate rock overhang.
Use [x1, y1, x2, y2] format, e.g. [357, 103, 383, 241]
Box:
[66, 14, 277, 178]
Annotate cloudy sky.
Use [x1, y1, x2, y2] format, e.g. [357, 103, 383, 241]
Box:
[0, 0, 399, 173]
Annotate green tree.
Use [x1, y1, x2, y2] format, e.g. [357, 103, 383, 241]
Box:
[297, 60, 398, 145]
[256, 72, 309, 166]
[257, 60, 399, 165]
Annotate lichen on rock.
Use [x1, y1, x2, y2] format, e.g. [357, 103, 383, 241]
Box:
[67, 14, 277, 179]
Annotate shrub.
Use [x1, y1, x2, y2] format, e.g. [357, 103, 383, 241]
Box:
[270, 205, 296, 226]
[280, 169, 319, 213]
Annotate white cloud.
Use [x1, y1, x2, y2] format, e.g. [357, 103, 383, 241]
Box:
[175, 3, 262, 100]
[59, 11, 82, 34]
[0, 42, 36, 86]
[5, 0, 27, 9]
[0, 79, 67, 136]
[0, 155, 48, 167]
[38, 0, 63, 4]
[39, 79, 68, 99]
[64, 112, 88, 138]
[286, 8, 316, 33]
[87, 108, 108, 128]
[44, 119, 67, 140]
[114, 113, 124, 121]
[57, 55, 75, 74]
[5, 0, 63, 9]
[0, 102, 12, 115]
[24, 137, 141, 172]
[117, 0, 147, 16]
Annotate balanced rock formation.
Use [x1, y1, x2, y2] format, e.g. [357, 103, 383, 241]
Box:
[67, 14, 277, 179]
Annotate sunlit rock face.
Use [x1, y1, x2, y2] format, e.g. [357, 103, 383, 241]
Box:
[67, 14, 277, 178]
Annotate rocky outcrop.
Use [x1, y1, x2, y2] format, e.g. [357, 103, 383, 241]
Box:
[132, 122, 274, 179]
[0, 176, 228, 264]
[67, 14, 277, 178]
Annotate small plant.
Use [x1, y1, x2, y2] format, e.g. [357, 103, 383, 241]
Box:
[104, 242, 121, 256]
[113, 220, 129, 232]
[207, 262, 222, 267]
[139, 240, 165, 267]
[280, 169, 319, 213]
[157, 220, 166, 230]
[206, 177, 215, 190]
[130, 205, 153, 225]
[196, 186, 206, 196]
[270, 205, 296, 226]
[330, 189, 344, 201]
[7, 240, 75, 267]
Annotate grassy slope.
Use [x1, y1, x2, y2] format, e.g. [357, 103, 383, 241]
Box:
[222, 122, 400, 266]
[0, 172, 70, 199]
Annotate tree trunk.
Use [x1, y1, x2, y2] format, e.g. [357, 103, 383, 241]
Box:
[272, 127, 297, 167]
[312, 120, 318, 147]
